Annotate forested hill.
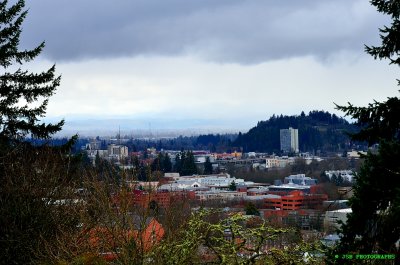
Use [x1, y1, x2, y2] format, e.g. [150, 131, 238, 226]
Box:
[232, 111, 359, 153]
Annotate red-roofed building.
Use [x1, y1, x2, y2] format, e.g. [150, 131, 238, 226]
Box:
[264, 190, 327, 210]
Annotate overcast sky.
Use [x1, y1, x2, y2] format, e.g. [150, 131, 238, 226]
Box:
[20, 0, 399, 133]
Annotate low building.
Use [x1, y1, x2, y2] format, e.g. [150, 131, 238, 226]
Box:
[284, 174, 317, 186]
[194, 153, 215, 163]
[263, 209, 324, 230]
[322, 200, 349, 211]
[325, 170, 355, 183]
[158, 180, 203, 191]
[323, 208, 352, 233]
[337, 187, 354, 199]
[195, 190, 246, 202]
[263, 190, 328, 210]
[199, 175, 244, 187]
[164, 172, 180, 179]
[176, 173, 252, 188]
[265, 156, 296, 169]
[85, 139, 102, 150]
[268, 183, 311, 194]
[247, 187, 270, 196]
[347, 150, 367, 158]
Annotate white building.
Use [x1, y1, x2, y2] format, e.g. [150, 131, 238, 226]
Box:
[158, 180, 203, 191]
[199, 175, 244, 187]
[280, 127, 299, 153]
[347, 150, 367, 158]
[195, 190, 246, 202]
[325, 170, 355, 183]
[108, 144, 129, 159]
[85, 139, 102, 150]
[194, 154, 215, 163]
[164, 172, 180, 179]
[265, 156, 296, 169]
[323, 208, 352, 232]
[169, 173, 253, 190]
[284, 174, 317, 185]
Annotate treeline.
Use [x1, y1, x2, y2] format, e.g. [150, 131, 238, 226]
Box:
[173, 151, 197, 176]
[233, 110, 360, 153]
[36, 110, 361, 154]
[124, 134, 237, 153]
[111, 110, 362, 154]
[150, 151, 198, 176]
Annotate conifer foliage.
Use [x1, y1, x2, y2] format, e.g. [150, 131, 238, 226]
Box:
[333, 0, 400, 261]
[174, 150, 198, 176]
[0, 1, 67, 263]
[0, 0, 63, 144]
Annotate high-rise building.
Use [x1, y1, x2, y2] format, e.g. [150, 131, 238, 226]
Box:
[280, 127, 299, 153]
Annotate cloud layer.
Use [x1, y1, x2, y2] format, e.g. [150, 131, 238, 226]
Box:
[23, 0, 388, 64]
[14, 0, 398, 133]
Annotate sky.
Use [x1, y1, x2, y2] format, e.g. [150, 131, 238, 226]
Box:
[19, 0, 399, 135]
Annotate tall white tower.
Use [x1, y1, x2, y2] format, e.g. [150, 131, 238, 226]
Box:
[280, 127, 299, 153]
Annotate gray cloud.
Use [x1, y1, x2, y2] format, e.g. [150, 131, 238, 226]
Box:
[22, 0, 388, 63]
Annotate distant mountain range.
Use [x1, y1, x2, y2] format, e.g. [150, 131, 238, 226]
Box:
[231, 110, 359, 153]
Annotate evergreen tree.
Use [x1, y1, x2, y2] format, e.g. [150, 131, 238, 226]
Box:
[180, 150, 186, 171]
[333, 0, 400, 260]
[336, 174, 343, 187]
[151, 152, 163, 171]
[138, 161, 147, 181]
[245, 202, 260, 216]
[203, 156, 213, 174]
[229, 180, 236, 191]
[0, 0, 63, 145]
[188, 151, 197, 174]
[181, 150, 197, 176]
[151, 152, 172, 173]
[330, 174, 338, 186]
[0, 2, 71, 263]
[162, 153, 172, 173]
[95, 150, 100, 167]
[132, 154, 140, 169]
[174, 153, 182, 173]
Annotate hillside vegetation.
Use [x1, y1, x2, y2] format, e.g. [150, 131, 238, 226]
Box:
[233, 110, 359, 153]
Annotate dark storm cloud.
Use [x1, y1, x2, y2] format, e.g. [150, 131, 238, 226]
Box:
[22, 0, 388, 63]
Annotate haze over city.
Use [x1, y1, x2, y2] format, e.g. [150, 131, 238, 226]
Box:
[21, 0, 398, 135]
